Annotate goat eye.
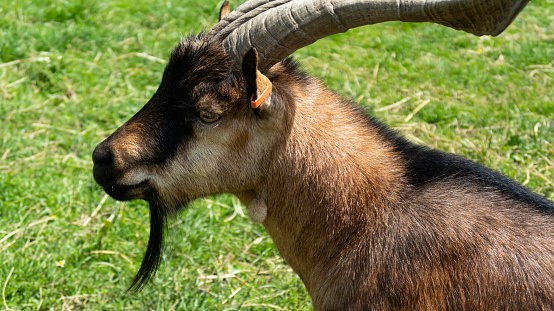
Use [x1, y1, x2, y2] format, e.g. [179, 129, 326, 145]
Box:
[199, 110, 220, 123]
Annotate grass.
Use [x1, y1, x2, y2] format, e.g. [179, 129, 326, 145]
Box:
[0, 0, 552, 309]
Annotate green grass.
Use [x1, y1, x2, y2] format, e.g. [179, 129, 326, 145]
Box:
[1, 0, 552, 309]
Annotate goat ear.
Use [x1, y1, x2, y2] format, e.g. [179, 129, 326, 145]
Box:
[219, 1, 230, 21]
[242, 48, 273, 111]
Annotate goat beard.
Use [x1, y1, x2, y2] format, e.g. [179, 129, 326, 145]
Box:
[127, 199, 172, 292]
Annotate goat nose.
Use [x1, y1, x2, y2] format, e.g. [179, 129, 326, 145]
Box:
[93, 142, 118, 187]
[92, 142, 114, 167]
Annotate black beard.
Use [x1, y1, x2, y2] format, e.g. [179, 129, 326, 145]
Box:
[127, 200, 168, 292]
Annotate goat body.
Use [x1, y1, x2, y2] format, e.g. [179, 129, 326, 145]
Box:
[249, 54, 554, 310]
[93, 35, 554, 309]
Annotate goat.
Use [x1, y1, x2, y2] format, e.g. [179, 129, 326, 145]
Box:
[92, 0, 554, 309]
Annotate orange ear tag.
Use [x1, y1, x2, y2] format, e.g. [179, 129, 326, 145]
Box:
[250, 84, 272, 109]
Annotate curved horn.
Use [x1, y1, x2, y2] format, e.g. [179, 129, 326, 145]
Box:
[208, 0, 530, 72]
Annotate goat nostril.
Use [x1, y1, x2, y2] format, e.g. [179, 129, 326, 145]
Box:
[92, 144, 114, 167]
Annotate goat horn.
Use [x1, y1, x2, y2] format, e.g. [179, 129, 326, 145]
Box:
[208, 0, 530, 72]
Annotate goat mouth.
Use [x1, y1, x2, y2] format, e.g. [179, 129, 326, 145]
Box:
[102, 180, 152, 201]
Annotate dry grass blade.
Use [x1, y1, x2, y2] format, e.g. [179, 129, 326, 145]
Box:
[90, 250, 132, 264]
[403, 98, 431, 122]
[116, 52, 167, 64]
[0, 216, 56, 252]
[0, 59, 22, 68]
[2, 267, 15, 311]
[377, 92, 423, 112]
[82, 194, 109, 227]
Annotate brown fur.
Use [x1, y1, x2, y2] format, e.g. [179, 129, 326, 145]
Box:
[92, 35, 554, 308]
[248, 69, 554, 309]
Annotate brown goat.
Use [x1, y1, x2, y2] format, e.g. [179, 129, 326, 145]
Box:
[92, 0, 554, 309]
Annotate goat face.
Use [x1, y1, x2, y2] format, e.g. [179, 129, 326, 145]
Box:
[92, 36, 283, 213]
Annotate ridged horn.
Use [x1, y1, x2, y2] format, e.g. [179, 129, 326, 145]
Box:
[208, 0, 530, 72]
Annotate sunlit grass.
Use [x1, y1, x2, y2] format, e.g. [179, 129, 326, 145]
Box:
[1, 0, 552, 309]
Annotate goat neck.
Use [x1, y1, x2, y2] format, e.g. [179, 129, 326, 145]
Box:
[235, 69, 405, 299]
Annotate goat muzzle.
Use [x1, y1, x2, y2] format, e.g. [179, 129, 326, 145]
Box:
[92, 140, 153, 201]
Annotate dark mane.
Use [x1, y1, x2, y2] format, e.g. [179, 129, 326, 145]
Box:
[328, 94, 554, 215]
[366, 116, 554, 214]
[397, 141, 554, 213]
